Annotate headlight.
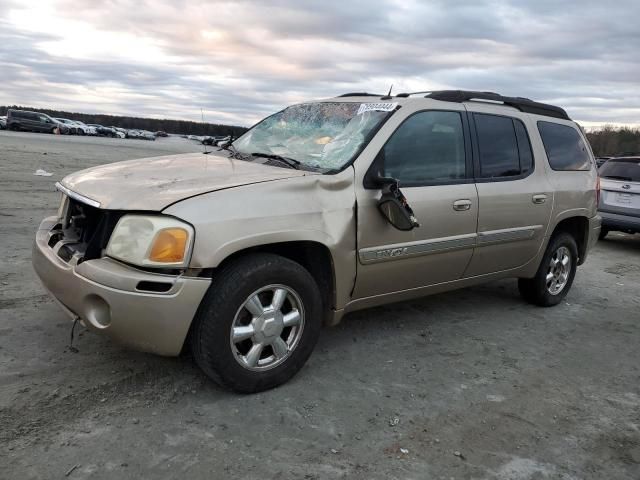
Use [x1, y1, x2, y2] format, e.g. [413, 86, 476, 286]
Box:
[106, 215, 194, 268]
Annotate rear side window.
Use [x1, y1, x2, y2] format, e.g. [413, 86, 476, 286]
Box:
[537, 121, 591, 171]
[474, 113, 534, 178]
[599, 160, 640, 182]
[382, 110, 467, 185]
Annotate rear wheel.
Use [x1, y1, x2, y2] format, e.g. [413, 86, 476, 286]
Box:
[190, 253, 322, 393]
[518, 232, 578, 307]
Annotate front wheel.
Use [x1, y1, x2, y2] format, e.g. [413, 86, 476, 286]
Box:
[190, 253, 322, 393]
[518, 232, 578, 307]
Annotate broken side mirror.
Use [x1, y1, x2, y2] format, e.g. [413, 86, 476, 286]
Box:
[376, 177, 420, 231]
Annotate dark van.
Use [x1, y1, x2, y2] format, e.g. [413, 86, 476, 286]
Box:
[7, 109, 69, 134]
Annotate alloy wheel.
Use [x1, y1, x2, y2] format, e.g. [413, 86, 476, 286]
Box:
[229, 284, 304, 371]
[546, 246, 571, 295]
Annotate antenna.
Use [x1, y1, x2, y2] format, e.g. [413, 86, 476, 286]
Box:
[380, 84, 394, 100]
[201, 108, 209, 154]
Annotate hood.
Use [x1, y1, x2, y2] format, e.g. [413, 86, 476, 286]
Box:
[60, 152, 316, 211]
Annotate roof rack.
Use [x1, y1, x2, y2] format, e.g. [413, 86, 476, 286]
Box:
[337, 92, 384, 97]
[423, 90, 570, 120]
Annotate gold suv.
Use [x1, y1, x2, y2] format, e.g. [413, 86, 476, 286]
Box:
[33, 90, 601, 392]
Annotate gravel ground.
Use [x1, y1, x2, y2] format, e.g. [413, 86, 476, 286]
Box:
[1, 130, 639, 480]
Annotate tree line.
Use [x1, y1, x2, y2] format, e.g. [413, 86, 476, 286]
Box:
[0, 105, 248, 137]
[585, 126, 640, 157]
[3, 104, 637, 156]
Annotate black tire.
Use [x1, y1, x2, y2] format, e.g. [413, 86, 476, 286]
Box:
[518, 232, 578, 307]
[190, 253, 323, 393]
[599, 228, 609, 241]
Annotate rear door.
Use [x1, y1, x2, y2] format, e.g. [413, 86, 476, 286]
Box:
[599, 159, 640, 217]
[463, 109, 553, 277]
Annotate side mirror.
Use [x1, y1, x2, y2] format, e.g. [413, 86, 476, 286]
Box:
[377, 180, 420, 231]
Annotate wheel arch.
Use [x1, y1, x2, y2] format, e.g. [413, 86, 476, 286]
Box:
[211, 240, 337, 324]
[549, 215, 590, 265]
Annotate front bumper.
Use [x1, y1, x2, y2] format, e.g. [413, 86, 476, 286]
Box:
[32, 217, 211, 356]
[600, 211, 640, 233]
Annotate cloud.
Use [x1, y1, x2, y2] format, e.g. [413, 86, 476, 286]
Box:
[0, 0, 638, 127]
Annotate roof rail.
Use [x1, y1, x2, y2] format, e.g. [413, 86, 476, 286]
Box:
[425, 90, 570, 120]
[337, 92, 384, 97]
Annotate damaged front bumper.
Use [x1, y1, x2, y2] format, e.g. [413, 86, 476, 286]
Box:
[32, 217, 211, 356]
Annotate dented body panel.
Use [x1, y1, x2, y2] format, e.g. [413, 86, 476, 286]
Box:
[60, 152, 315, 211]
[164, 168, 357, 310]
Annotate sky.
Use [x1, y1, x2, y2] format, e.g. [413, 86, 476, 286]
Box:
[1, 0, 639, 128]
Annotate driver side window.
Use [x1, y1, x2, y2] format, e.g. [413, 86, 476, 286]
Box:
[382, 111, 467, 186]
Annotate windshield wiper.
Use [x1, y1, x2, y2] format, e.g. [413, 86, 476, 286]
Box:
[250, 152, 301, 170]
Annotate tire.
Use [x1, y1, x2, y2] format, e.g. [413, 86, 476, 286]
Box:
[190, 253, 323, 393]
[599, 228, 609, 241]
[518, 232, 578, 307]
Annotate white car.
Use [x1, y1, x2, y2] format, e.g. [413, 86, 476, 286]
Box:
[72, 121, 97, 136]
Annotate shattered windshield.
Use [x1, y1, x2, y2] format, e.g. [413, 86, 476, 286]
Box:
[233, 102, 395, 171]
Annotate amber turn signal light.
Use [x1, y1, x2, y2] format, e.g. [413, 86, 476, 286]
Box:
[149, 228, 189, 263]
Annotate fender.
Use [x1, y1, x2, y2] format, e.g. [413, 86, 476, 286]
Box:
[164, 169, 358, 310]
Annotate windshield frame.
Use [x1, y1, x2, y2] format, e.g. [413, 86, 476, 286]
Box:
[230, 101, 399, 174]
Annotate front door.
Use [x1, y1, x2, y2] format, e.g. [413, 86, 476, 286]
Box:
[353, 108, 478, 299]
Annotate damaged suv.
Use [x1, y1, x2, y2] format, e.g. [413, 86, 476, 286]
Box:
[33, 91, 600, 392]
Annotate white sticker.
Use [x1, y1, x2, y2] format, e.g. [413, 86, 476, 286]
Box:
[357, 102, 397, 115]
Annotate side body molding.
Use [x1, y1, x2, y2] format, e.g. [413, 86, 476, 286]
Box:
[358, 226, 542, 265]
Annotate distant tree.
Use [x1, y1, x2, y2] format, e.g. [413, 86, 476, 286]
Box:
[586, 125, 640, 157]
[0, 105, 248, 137]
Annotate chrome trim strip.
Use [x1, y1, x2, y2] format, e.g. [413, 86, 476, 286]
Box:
[55, 182, 101, 208]
[359, 226, 542, 265]
[477, 225, 541, 245]
[359, 233, 477, 264]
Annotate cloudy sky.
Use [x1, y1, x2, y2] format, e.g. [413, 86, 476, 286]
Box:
[1, 0, 638, 127]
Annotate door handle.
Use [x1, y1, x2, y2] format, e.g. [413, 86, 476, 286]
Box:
[453, 199, 472, 211]
[532, 194, 547, 205]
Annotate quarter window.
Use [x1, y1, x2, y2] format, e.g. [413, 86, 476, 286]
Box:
[537, 121, 591, 171]
[474, 113, 533, 178]
[381, 111, 467, 185]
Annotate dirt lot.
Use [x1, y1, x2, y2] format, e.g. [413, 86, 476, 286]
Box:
[1, 130, 639, 479]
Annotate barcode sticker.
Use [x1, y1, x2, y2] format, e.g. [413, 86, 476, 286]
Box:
[357, 102, 397, 115]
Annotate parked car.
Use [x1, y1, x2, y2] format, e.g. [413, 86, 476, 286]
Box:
[0, 115, 6, 129]
[598, 156, 640, 238]
[202, 135, 228, 146]
[595, 157, 611, 168]
[110, 127, 126, 139]
[7, 109, 69, 134]
[55, 118, 80, 135]
[87, 124, 117, 137]
[155, 131, 168, 137]
[72, 121, 97, 136]
[33, 90, 600, 393]
[127, 129, 155, 140]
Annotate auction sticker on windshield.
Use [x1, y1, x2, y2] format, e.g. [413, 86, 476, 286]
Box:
[357, 103, 397, 115]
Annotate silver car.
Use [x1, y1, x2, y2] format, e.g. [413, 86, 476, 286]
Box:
[598, 156, 640, 238]
[32, 90, 600, 392]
